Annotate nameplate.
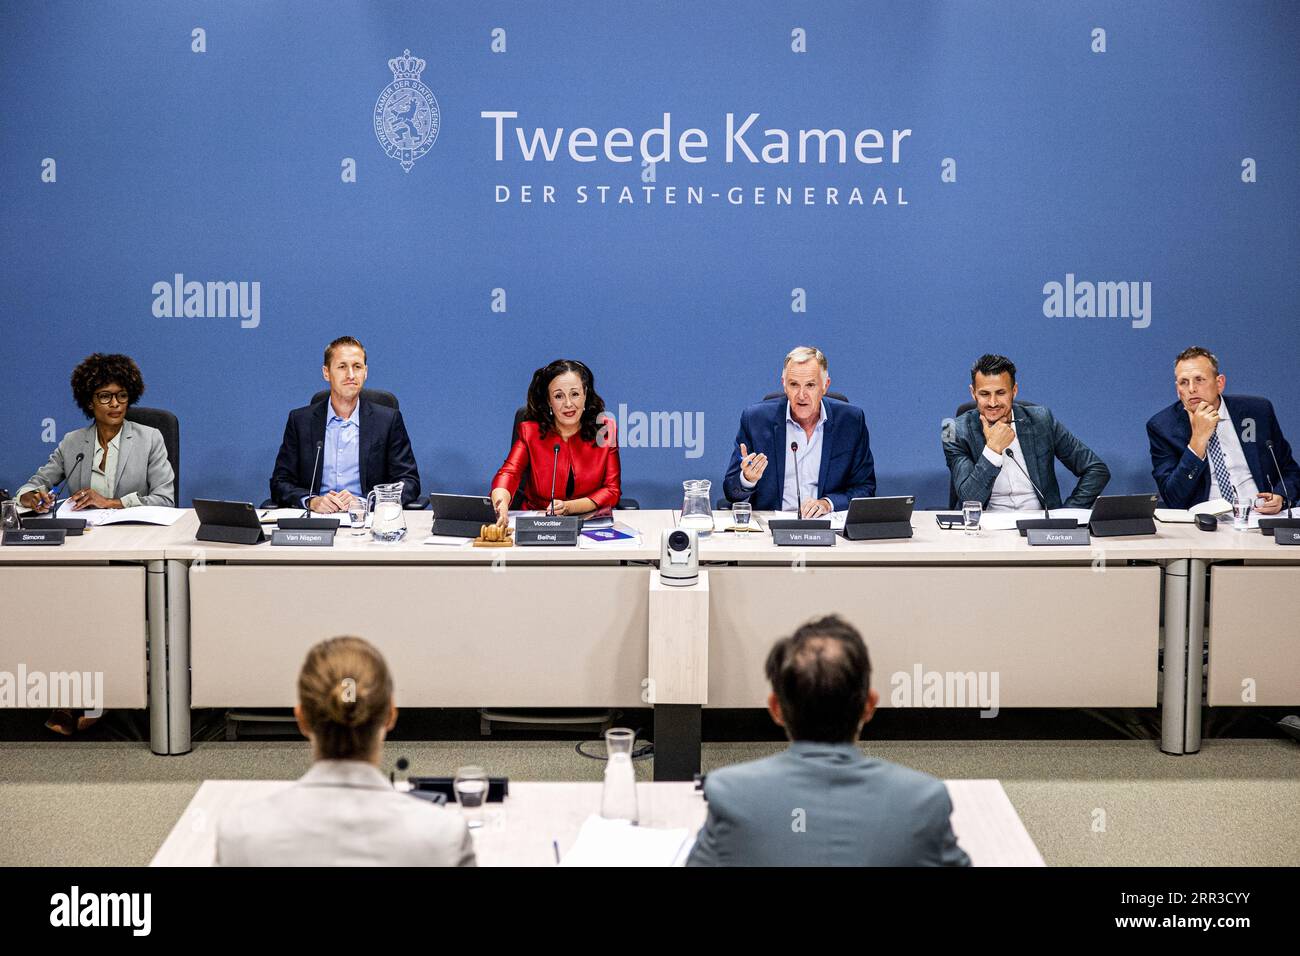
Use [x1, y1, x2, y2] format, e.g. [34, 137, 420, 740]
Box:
[516, 529, 579, 546]
[515, 516, 580, 546]
[516, 516, 581, 534]
[1274, 528, 1300, 546]
[3, 529, 66, 546]
[270, 529, 335, 547]
[1026, 527, 1091, 546]
[773, 528, 836, 547]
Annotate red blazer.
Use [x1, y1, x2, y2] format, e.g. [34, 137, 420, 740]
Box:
[492, 418, 622, 511]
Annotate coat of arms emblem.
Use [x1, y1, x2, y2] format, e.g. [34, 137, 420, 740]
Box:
[373, 49, 440, 172]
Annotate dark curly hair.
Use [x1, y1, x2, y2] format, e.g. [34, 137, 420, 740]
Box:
[71, 353, 145, 418]
[523, 359, 606, 443]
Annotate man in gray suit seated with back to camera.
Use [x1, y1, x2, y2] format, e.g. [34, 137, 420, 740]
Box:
[687, 615, 970, 867]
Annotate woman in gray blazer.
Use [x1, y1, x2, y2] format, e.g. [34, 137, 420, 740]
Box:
[216, 636, 475, 867]
[17, 354, 175, 735]
[17, 353, 175, 514]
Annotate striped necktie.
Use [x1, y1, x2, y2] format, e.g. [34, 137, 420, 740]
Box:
[1206, 431, 1237, 504]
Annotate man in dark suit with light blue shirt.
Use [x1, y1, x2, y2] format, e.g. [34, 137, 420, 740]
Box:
[687, 615, 969, 867]
[723, 346, 875, 516]
[943, 354, 1109, 511]
[1146, 346, 1298, 512]
[270, 336, 421, 510]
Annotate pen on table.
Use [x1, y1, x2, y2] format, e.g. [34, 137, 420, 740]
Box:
[552, 839, 560, 864]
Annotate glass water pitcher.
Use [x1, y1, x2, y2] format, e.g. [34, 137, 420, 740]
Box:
[679, 479, 713, 536]
[366, 481, 407, 542]
[600, 727, 640, 824]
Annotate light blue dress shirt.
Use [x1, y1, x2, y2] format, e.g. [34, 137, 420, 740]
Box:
[740, 401, 827, 510]
[319, 402, 362, 500]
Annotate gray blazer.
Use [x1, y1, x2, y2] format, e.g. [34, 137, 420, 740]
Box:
[20, 420, 175, 508]
[943, 401, 1109, 510]
[215, 760, 476, 867]
[686, 742, 970, 867]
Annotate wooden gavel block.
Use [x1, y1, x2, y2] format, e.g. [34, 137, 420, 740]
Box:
[473, 523, 514, 547]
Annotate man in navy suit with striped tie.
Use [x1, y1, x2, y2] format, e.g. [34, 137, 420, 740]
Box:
[1146, 347, 1299, 513]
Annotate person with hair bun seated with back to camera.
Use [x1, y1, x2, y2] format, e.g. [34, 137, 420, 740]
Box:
[215, 636, 475, 866]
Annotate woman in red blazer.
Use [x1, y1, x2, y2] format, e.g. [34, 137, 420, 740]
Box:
[490, 359, 622, 524]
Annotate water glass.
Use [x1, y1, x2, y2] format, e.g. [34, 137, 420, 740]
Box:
[731, 501, 753, 528]
[962, 500, 983, 535]
[1231, 497, 1252, 531]
[453, 765, 489, 829]
[348, 498, 368, 536]
[1, 499, 19, 531]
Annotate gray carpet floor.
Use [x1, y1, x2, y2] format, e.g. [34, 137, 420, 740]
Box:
[1, 738, 1295, 866]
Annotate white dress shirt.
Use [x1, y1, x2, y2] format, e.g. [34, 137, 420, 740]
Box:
[1195, 398, 1259, 502]
[980, 415, 1041, 512]
[740, 401, 826, 510]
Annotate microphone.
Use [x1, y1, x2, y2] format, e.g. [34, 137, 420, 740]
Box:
[391, 756, 410, 787]
[48, 452, 86, 514]
[1004, 448, 1049, 518]
[303, 440, 323, 516]
[790, 441, 804, 514]
[546, 443, 561, 515]
[1266, 440, 1295, 518]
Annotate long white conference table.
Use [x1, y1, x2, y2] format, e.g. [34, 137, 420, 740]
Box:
[2, 508, 1297, 770]
[149, 778, 1045, 867]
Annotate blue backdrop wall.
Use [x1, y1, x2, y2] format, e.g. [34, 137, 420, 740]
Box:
[3, 1, 1297, 509]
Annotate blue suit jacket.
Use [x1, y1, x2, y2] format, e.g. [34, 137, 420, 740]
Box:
[686, 742, 970, 867]
[1146, 394, 1300, 509]
[270, 398, 421, 507]
[722, 398, 875, 510]
[942, 401, 1110, 510]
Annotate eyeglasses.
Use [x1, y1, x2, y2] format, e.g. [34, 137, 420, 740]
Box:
[93, 391, 130, 406]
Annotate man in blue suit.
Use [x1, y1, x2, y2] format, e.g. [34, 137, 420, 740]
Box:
[722, 346, 875, 516]
[270, 336, 421, 510]
[943, 353, 1109, 511]
[1147, 346, 1298, 513]
[686, 615, 970, 867]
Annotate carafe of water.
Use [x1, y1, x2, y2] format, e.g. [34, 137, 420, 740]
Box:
[366, 482, 407, 542]
[679, 479, 713, 536]
[600, 727, 640, 824]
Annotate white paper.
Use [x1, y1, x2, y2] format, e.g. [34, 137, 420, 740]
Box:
[55, 501, 187, 526]
[423, 535, 474, 547]
[558, 815, 691, 867]
[331, 513, 372, 529]
[1154, 509, 1195, 524]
